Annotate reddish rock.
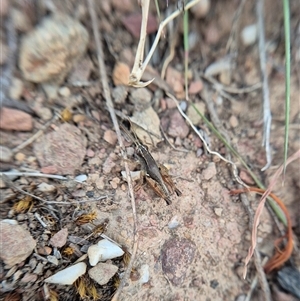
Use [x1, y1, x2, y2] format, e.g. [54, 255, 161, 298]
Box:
[121, 13, 158, 38]
[0, 107, 33, 131]
[166, 67, 184, 97]
[167, 110, 189, 139]
[112, 0, 134, 13]
[50, 228, 68, 248]
[103, 129, 117, 145]
[112, 62, 130, 86]
[161, 238, 196, 286]
[188, 80, 203, 94]
[0, 221, 36, 266]
[37, 246, 52, 255]
[239, 170, 255, 185]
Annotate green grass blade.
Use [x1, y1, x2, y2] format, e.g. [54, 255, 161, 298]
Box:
[282, 0, 291, 176]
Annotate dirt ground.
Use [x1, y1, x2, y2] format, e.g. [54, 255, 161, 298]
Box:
[0, 0, 299, 301]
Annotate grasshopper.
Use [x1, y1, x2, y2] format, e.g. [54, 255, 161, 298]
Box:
[120, 123, 181, 205]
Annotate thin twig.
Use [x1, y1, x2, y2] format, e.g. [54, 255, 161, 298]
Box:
[161, 8, 179, 79]
[256, 0, 272, 171]
[34, 212, 48, 228]
[245, 255, 270, 301]
[87, 1, 139, 300]
[1, 171, 68, 181]
[225, 0, 247, 53]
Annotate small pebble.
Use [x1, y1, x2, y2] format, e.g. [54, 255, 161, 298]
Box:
[130, 88, 152, 104]
[0, 145, 13, 162]
[205, 58, 231, 77]
[28, 258, 38, 270]
[17, 214, 27, 221]
[121, 170, 141, 182]
[103, 129, 117, 145]
[190, 0, 210, 18]
[75, 174, 87, 182]
[166, 66, 184, 98]
[15, 152, 26, 162]
[58, 86, 71, 97]
[168, 111, 189, 139]
[180, 101, 187, 112]
[202, 162, 217, 180]
[33, 263, 44, 275]
[168, 216, 180, 229]
[73, 114, 86, 123]
[229, 115, 239, 128]
[214, 208, 223, 217]
[38, 246, 52, 256]
[86, 149, 95, 157]
[186, 102, 206, 125]
[37, 182, 56, 193]
[50, 228, 68, 248]
[9, 77, 24, 100]
[21, 273, 37, 283]
[112, 86, 128, 104]
[110, 181, 118, 189]
[47, 255, 59, 266]
[112, 62, 130, 86]
[188, 80, 203, 95]
[37, 107, 52, 121]
[140, 264, 150, 284]
[87, 239, 124, 266]
[241, 24, 258, 46]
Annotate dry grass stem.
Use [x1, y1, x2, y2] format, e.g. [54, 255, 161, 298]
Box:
[225, 0, 247, 53]
[238, 191, 271, 301]
[87, 1, 138, 300]
[129, 0, 201, 87]
[256, 0, 272, 171]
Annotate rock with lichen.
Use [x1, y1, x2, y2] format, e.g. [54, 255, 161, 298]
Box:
[19, 14, 89, 86]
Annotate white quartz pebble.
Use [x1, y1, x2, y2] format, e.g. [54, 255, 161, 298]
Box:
[87, 239, 124, 266]
[75, 174, 87, 182]
[140, 264, 150, 284]
[44, 262, 86, 285]
[241, 24, 258, 46]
